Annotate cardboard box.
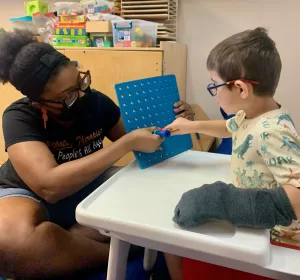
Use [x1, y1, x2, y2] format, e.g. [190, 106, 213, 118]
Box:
[51, 35, 91, 47]
[86, 21, 112, 33]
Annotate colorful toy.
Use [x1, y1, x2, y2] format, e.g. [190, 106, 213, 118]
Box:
[115, 75, 193, 169]
[54, 23, 86, 36]
[59, 9, 82, 16]
[80, 0, 114, 14]
[153, 129, 172, 138]
[51, 35, 91, 47]
[54, 2, 84, 16]
[25, 1, 48, 17]
[90, 33, 113, 47]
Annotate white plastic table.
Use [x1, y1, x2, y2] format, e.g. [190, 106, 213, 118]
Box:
[76, 151, 300, 280]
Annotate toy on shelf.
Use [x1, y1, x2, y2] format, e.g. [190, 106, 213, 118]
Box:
[90, 33, 112, 47]
[49, 3, 88, 48]
[80, 0, 114, 14]
[59, 9, 83, 16]
[85, 14, 119, 48]
[112, 19, 158, 48]
[52, 2, 84, 16]
[51, 35, 91, 47]
[25, 0, 49, 17]
[115, 75, 193, 169]
[54, 23, 86, 36]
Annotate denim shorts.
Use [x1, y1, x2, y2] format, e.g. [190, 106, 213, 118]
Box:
[0, 167, 119, 229]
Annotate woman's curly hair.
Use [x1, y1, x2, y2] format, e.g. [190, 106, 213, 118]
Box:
[0, 29, 69, 98]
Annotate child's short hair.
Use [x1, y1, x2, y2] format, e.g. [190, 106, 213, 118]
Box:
[207, 27, 281, 96]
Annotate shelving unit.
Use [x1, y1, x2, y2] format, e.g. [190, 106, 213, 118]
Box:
[120, 0, 178, 46]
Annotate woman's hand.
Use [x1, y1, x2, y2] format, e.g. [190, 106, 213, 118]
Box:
[127, 127, 164, 153]
[165, 118, 194, 136]
[174, 101, 195, 120]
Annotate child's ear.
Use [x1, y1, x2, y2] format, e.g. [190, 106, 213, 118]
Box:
[234, 80, 249, 99]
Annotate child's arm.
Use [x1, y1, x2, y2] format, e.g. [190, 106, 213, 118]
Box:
[284, 184, 300, 218]
[173, 182, 299, 229]
[173, 118, 300, 229]
[165, 118, 232, 138]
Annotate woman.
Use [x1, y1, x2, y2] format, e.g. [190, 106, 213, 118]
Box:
[0, 30, 194, 279]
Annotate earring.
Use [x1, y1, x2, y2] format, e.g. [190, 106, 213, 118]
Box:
[41, 107, 48, 129]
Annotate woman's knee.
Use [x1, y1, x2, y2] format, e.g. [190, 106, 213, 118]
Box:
[0, 197, 48, 277]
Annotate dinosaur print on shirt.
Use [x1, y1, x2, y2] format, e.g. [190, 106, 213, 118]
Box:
[233, 134, 253, 159]
[281, 136, 300, 154]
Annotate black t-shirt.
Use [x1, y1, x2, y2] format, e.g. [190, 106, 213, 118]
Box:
[0, 89, 120, 190]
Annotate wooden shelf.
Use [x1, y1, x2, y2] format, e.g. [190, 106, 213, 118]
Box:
[122, 0, 168, 5]
[121, 0, 177, 21]
[55, 46, 164, 52]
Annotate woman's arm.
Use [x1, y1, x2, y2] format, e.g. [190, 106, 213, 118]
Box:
[106, 118, 126, 142]
[106, 101, 196, 143]
[8, 127, 162, 204]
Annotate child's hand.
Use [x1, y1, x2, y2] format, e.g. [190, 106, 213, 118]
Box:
[127, 127, 164, 153]
[165, 117, 193, 135]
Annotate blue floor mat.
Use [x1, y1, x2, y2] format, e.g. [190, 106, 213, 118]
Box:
[89, 252, 170, 280]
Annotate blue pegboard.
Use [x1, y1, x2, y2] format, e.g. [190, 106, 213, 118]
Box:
[115, 75, 193, 169]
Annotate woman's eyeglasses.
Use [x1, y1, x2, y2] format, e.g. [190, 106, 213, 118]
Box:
[42, 70, 91, 107]
[207, 79, 260, 96]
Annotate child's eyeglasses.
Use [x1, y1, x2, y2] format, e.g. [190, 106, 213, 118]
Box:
[207, 79, 260, 96]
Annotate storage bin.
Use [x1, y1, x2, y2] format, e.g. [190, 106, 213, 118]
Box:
[9, 16, 38, 34]
[111, 20, 158, 48]
[90, 33, 113, 47]
[81, 0, 114, 14]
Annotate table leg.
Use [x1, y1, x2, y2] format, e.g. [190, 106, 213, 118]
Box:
[144, 248, 158, 271]
[107, 237, 130, 280]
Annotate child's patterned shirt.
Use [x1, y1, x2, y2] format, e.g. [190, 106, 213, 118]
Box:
[226, 109, 300, 246]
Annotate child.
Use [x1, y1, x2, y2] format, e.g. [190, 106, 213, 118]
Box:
[165, 27, 300, 279]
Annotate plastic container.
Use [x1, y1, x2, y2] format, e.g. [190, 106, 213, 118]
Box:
[9, 16, 38, 34]
[81, 0, 114, 14]
[111, 20, 158, 48]
[32, 12, 58, 43]
[90, 33, 113, 47]
[53, 2, 84, 16]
